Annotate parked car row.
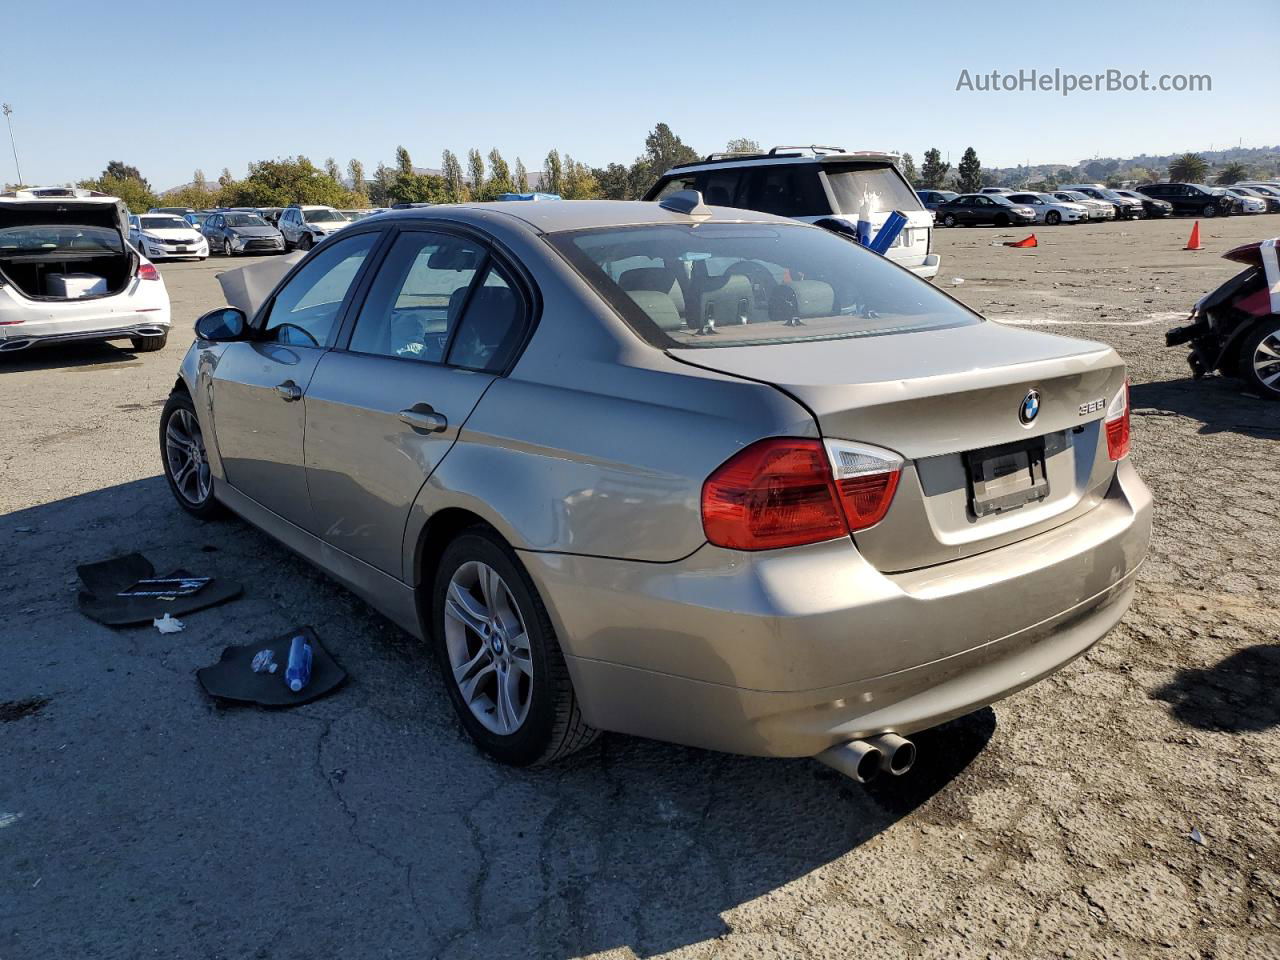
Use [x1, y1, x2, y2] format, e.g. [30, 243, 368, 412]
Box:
[920, 180, 1280, 226]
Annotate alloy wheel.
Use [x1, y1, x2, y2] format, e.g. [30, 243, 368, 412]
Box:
[443, 561, 533, 735]
[1253, 331, 1280, 394]
[164, 407, 211, 504]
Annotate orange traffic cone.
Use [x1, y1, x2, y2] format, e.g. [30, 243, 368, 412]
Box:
[1184, 221, 1203, 250]
[1004, 233, 1037, 248]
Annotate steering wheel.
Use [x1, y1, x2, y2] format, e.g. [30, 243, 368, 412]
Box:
[272, 322, 319, 347]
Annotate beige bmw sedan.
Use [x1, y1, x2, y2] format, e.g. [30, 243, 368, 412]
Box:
[161, 196, 1151, 780]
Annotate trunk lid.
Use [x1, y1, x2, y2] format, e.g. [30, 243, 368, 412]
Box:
[671, 321, 1127, 571]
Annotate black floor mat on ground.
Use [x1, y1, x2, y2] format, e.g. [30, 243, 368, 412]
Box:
[197, 627, 346, 707]
[77, 552, 243, 626]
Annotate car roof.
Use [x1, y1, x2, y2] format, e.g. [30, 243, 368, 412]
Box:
[0, 186, 122, 204]
[375, 199, 796, 235]
[664, 148, 899, 176]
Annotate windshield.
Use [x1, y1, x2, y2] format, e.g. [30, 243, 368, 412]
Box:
[0, 225, 124, 255]
[303, 208, 344, 222]
[824, 164, 923, 216]
[225, 213, 267, 227]
[1036, 193, 1062, 203]
[141, 216, 190, 231]
[550, 222, 980, 350]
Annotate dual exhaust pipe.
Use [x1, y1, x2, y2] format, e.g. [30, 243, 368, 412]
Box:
[816, 733, 916, 783]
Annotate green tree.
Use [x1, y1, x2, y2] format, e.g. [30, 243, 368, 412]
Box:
[77, 174, 156, 213]
[347, 159, 366, 198]
[1215, 161, 1250, 185]
[956, 147, 982, 192]
[562, 155, 600, 199]
[643, 122, 699, 177]
[395, 145, 414, 177]
[725, 137, 760, 154]
[513, 157, 529, 194]
[919, 148, 950, 189]
[388, 170, 447, 205]
[370, 163, 395, 206]
[487, 148, 513, 198]
[594, 162, 632, 199]
[542, 149, 564, 196]
[467, 149, 486, 199]
[441, 150, 466, 202]
[898, 152, 917, 185]
[219, 156, 353, 207]
[1168, 152, 1208, 182]
[324, 157, 341, 182]
[103, 161, 148, 188]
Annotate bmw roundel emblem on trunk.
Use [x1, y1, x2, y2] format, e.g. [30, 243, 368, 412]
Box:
[1020, 389, 1041, 424]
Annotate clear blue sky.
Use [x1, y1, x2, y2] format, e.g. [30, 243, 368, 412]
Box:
[2, 0, 1275, 190]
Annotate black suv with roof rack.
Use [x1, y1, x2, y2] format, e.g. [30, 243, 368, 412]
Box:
[642, 145, 940, 280]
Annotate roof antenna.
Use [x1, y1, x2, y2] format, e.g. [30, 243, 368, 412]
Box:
[659, 190, 712, 217]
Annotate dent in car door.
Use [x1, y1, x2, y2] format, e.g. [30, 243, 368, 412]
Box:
[304, 231, 530, 577]
[210, 230, 380, 529]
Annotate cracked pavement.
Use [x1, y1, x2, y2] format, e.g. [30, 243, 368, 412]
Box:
[2, 217, 1278, 959]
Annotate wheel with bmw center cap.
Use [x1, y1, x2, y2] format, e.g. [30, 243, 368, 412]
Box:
[431, 528, 597, 765]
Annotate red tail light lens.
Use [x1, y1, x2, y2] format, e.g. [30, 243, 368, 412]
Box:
[137, 262, 160, 281]
[702, 438, 903, 550]
[702, 438, 847, 550]
[1105, 382, 1130, 460]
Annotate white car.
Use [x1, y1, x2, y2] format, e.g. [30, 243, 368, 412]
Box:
[128, 213, 209, 261]
[0, 187, 171, 353]
[1052, 191, 1115, 220]
[276, 205, 349, 251]
[1006, 192, 1089, 224]
[1217, 188, 1267, 214]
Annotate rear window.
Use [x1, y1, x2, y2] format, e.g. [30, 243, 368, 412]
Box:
[0, 225, 123, 255]
[550, 222, 980, 350]
[825, 164, 924, 217]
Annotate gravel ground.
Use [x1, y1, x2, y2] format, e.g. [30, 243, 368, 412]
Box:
[1, 216, 1277, 960]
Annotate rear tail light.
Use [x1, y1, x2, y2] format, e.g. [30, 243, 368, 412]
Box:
[137, 262, 160, 281]
[1105, 381, 1130, 460]
[701, 437, 902, 551]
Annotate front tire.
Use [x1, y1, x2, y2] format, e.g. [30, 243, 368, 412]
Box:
[1046, 211, 1061, 225]
[1203, 203, 1218, 218]
[130, 332, 168, 352]
[431, 528, 597, 766]
[1240, 318, 1280, 400]
[160, 391, 223, 518]
[299, 233, 313, 251]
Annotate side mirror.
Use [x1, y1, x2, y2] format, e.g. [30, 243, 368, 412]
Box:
[195, 307, 247, 342]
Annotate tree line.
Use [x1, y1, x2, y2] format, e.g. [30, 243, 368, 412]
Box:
[62, 126, 1271, 215]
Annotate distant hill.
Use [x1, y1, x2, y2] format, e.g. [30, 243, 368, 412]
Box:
[981, 145, 1280, 188]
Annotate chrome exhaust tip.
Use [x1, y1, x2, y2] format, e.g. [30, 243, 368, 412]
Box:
[0, 338, 34, 352]
[815, 739, 884, 783]
[865, 733, 916, 776]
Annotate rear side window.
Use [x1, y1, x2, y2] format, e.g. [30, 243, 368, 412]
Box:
[740, 165, 830, 217]
[824, 163, 923, 216]
[650, 175, 697, 201]
[698, 170, 747, 208]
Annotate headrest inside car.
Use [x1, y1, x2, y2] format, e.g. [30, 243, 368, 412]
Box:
[625, 290, 683, 331]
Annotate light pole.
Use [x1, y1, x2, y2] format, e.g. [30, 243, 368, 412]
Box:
[2, 103, 22, 187]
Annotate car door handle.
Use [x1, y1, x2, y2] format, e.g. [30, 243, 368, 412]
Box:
[274, 380, 302, 402]
[399, 408, 447, 433]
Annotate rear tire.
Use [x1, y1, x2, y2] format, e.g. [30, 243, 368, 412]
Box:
[1203, 203, 1218, 217]
[1239, 318, 1280, 400]
[942, 214, 957, 227]
[431, 527, 598, 766]
[130, 332, 168, 352]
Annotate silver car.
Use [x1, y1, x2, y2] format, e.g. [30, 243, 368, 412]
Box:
[161, 198, 1151, 779]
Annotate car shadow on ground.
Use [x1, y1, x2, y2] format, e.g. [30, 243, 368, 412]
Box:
[0, 339, 142, 372]
[1130, 375, 1280, 440]
[1, 478, 997, 959]
[1153, 644, 1280, 733]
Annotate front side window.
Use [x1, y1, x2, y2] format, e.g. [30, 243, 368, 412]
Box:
[550, 222, 980, 350]
[262, 231, 378, 347]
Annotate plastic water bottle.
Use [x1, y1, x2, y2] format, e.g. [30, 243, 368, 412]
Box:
[285, 636, 313, 693]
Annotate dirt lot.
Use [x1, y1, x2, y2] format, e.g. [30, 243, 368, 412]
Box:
[1, 215, 1277, 960]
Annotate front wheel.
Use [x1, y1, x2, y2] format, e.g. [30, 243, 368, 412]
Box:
[1046, 211, 1061, 225]
[1240, 318, 1280, 400]
[431, 528, 597, 766]
[160, 391, 223, 518]
[299, 234, 313, 251]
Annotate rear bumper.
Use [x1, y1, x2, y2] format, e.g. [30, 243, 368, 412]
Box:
[524, 459, 1151, 757]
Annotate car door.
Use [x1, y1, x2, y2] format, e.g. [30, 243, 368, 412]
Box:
[303, 229, 530, 577]
[208, 230, 382, 529]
